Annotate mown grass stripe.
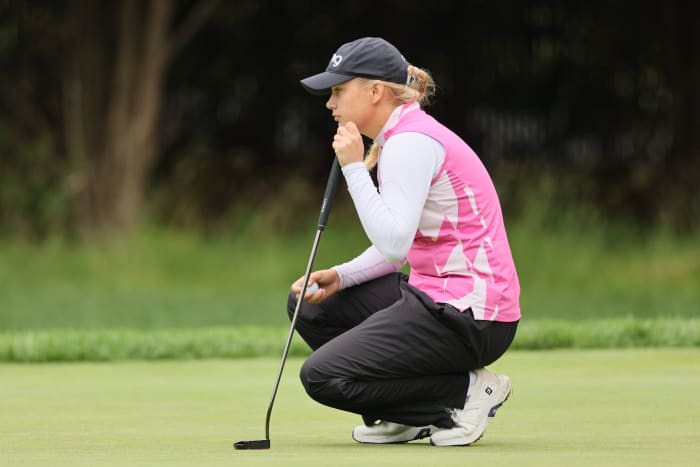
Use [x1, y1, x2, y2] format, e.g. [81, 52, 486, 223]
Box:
[0, 318, 698, 362]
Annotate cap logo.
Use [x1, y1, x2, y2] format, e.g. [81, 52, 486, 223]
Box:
[330, 54, 343, 67]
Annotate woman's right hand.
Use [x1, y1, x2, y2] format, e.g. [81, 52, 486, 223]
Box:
[332, 122, 364, 167]
[290, 269, 340, 304]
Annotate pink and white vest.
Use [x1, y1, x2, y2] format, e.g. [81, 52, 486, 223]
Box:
[383, 107, 521, 322]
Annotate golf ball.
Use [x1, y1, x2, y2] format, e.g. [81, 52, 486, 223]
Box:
[307, 282, 319, 294]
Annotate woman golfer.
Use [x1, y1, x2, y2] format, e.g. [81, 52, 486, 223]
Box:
[289, 37, 520, 446]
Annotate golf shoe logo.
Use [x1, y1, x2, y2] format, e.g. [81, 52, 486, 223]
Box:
[485, 386, 493, 395]
[330, 53, 343, 67]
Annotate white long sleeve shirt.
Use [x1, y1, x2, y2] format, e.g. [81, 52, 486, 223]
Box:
[333, 114, 445, 289]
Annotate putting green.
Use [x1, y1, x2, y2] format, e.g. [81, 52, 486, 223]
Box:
[1, 349, 698, 466]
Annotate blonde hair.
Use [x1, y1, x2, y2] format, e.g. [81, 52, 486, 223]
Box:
[364, 64, 436, 170]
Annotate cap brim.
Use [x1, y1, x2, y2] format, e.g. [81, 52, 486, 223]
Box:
[300, 72, 353, 95]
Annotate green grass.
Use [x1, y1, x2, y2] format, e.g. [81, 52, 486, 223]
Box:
[0, 218, 698, 332]
[1, 349, 698, 466]
[1, 318, 698, 362]
[0, 224, 370, 330]
[511, 223, 700, 321]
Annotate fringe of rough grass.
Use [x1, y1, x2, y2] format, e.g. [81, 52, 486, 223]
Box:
[0, 327, 312, 363]
[0, 318, 698, 362]
[513, 318, 700, 350]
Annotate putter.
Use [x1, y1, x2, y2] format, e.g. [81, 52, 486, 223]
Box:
[234, 157, 341, 450]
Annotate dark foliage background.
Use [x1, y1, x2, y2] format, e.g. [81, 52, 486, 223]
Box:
[1, 0, 698, 239]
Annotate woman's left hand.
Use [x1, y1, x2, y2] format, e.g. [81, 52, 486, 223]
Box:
[290, 269, 340, 304]
[332, 122, 364, 166]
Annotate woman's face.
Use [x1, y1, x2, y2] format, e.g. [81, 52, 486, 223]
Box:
[326, 78, 373, 135]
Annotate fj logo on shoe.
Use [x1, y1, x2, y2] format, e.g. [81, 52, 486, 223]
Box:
[485, 387, 493, 395]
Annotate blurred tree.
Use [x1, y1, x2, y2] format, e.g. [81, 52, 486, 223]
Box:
[61, 0, 220, 238]
[0, 0, 219, 239]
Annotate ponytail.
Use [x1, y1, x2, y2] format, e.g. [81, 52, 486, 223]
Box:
[363, 64, 436, 170]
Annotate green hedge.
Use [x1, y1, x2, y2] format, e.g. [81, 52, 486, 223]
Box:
[1, 318, 698, 363]
[512, 318, 700, 349]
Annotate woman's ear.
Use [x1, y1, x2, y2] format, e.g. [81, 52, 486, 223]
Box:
[369, 81, 385, 104]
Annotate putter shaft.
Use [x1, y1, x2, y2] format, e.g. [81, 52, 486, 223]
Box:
[264, 158, 341, 441]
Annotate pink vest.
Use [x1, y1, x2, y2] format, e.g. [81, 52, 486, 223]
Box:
[383, 107, 521, 322]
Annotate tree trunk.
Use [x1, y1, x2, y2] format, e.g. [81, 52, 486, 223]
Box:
[72, 0, 171, 238]
[62, 0, 218, 240]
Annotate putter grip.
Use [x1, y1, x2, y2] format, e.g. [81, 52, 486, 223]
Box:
[317, 157, 341, 230]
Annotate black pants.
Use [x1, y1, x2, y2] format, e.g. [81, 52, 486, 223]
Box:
[287, 273, 518, 428]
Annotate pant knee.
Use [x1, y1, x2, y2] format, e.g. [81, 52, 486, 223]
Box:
[299, 357, 321, 398]
[299, 357, 336, 404]
[300, 356, 358, 408]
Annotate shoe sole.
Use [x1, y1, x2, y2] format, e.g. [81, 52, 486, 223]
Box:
[430, 376, 512, 447]
[352, 426, 433, 444]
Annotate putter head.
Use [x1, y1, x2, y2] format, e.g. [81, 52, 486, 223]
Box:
[234, 439, 270, 450]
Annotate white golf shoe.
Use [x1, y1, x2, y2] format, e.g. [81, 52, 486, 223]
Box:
[352, 421, 436, 444]
[430, 368, 512, 446]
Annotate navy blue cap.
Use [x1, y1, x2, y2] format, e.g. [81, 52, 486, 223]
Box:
[301, 37, 408, 95]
